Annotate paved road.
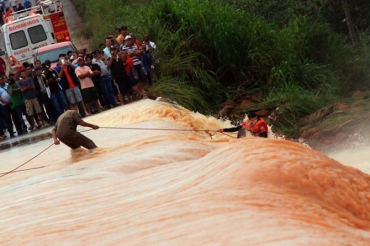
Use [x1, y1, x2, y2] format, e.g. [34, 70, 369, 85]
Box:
[0, 0, 90, 149]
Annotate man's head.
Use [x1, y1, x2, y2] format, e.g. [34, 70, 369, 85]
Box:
[35, 60, 42, 69]
[20, 69, 27, 79]
[124, 35, 132, 46]
[77, 57, 85, 66]
[59, 53, 67, 59]
[115, 28, 121, 36]
[25, 65, 33, 75]
[247, 111, 257, 119]
[143, 33, 150, 42]
[22, 62, 29, 69]
[42, 60, 51, 71]
[121, 26, 127, 36]
[105, 37, 112, 47]
[110, 47, 117, 56]
[2, 74, 8, 83]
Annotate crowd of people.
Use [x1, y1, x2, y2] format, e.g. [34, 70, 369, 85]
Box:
[0, 25, 157, 141]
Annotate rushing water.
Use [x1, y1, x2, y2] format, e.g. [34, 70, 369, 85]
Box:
[1, 99, 370, 245]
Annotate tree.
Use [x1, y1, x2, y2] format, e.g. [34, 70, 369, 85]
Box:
[341, 0, 358, 45]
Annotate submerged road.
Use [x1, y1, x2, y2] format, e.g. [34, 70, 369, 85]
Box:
[0, 0, 90, 150]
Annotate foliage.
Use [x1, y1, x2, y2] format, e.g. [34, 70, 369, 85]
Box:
[71, 0, 370, 138]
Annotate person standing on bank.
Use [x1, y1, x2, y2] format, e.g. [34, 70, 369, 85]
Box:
[217, 111, 268, 138]
[50, 105, 99, 150]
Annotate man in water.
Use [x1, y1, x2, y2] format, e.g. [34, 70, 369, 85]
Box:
[218, 111, 268, 138]
[50, 105, 99, 150]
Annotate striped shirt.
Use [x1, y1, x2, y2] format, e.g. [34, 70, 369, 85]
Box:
[122, 44, 141, 66]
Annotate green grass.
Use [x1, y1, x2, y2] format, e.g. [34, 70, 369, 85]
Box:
[71, 0, 370, 138]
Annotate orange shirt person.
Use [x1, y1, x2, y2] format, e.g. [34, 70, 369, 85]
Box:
[218, 112, 268, 138]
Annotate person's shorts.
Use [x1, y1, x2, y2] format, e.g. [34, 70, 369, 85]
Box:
[134, 64, 144, 82]
[81, 87, 97, 103]
[129, 74, 138, 86]
[25, 98, 42, 116]
[115, 77, 131, 95]
[65, 87, 83, 105]
[59, 132, 97, 150]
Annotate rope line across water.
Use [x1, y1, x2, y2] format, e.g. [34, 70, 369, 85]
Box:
[0, 144, 54, 178]
[1, 126, 235, 178]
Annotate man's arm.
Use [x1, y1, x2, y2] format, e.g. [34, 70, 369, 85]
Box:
[79, 120, 99, 129]
[18, 82, 31, 92]
[50, 129, 60, 145]
[220, 125, 243, 133]
[0, 96, 10, 104]
[75, 68, 90, 79]
[107, 56, 114, 68]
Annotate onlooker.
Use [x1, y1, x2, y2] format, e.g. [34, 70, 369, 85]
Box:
[18, 69, 49, 130]
[107, 48, 129, 105]
[140, 45, 154, 85]
[0, 0, 5, 14]
[0, 77, 14, 137]
[55, 53, 87, 116]
[34, 66, 55, 124]
[116, 26, 127, 45]
[7, 73, 28, 135]
[103, 37, 113, 59]
[122, 36, 146, 98]
[130, 33, 141, 47]
[75, 57, 100, 115]
[17, 3, 25, 12]
[142, 33, 156, 52]
[92, 50, 117, 108]
[86, 54, 107, 110]
[41, 60, 68, 120]
[121, 48, 145, 99]
[11, 0, 17, 11]
[114, 27, 120, 38]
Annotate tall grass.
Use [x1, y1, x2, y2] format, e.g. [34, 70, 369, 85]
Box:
[72, 0, 370, 137]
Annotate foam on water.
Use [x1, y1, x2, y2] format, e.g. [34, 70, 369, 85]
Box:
[1, 99, 370, 245]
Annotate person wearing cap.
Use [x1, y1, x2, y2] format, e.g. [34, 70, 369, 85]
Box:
[217, 112, 268, 138]
[41, 60, 68, 120]
[122, 35, 147, 98]
[50, 105, 99, 151]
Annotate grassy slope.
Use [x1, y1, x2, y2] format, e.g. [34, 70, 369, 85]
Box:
[71, 0, 370, 150]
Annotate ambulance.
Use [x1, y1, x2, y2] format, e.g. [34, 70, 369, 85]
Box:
[0, 0, 71, 72]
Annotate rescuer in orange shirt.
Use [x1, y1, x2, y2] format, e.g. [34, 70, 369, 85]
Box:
[218, 111, 268, 138]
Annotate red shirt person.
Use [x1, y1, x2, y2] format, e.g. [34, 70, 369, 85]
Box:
[218, 112, 268, 138]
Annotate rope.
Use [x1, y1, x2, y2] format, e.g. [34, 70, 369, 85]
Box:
[0, 143, 54, 178]
[219, 132, 237, 138]
[0, 126, 233, 178]
[99, 126, 220, 139]
[0, 166, 45, 175]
